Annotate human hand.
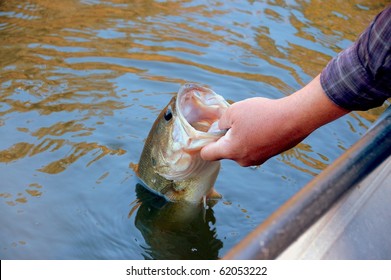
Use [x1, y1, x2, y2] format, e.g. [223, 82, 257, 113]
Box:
[200, 97, 307, 166]
[200, 75, 349, 166]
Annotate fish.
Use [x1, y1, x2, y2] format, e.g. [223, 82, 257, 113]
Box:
[137, 83, 230, 203]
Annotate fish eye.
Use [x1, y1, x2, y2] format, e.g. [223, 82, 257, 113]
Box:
[164, 107, 173, 121]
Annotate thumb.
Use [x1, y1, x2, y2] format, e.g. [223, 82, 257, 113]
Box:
[200, 131, 232, 161]
[217, 106, 232, 131]
[201, 106, 234, 161]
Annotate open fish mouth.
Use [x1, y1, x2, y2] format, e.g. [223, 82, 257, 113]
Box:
[177, 83, 229, 138]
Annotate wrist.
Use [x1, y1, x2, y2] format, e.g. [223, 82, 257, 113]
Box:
[291, 75, 349, 129]
[279, 75, 349, 144]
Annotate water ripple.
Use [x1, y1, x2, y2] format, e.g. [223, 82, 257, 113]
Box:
[0, 0, 388, 260]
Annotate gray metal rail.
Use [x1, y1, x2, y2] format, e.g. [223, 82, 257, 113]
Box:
[224, 106, 391, 259]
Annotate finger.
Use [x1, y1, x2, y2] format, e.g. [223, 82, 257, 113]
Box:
[200, 136, 231, 161]
[217, 107, 232, 131]
[200, 141, 223, 161]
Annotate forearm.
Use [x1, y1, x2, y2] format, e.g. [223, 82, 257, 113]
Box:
[256, 74, 350, 165]
[283, 75, 350, 138]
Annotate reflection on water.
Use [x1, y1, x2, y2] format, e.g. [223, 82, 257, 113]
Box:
[0, 0, 389, 259]
[0, 139, 126, 174]
[279, 143, 329, 176]
[132, 184, 222, 260]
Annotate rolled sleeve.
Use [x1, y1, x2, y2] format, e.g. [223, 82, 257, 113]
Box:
[320, 7, 391, 111]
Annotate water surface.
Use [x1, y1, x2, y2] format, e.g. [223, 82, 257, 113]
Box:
[0, 0, 389, 259]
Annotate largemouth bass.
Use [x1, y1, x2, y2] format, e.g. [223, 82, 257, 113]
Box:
[137, 84, 229, 203]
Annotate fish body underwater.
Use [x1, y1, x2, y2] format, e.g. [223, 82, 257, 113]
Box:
[137, 84, 229, 203]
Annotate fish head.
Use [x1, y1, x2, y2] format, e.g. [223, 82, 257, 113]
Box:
[157, 83, 229, 180]
[137, 83, 229, 203]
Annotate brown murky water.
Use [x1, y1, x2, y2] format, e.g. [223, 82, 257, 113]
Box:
[1, 0, 389, 259]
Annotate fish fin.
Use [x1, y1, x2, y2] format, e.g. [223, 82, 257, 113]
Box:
[129, 162, 138, 173]
[159, 181, 174, 194]
[164, 189, 182, 202]
[160, 182, 178, 201]
[207, 188, 222, 200]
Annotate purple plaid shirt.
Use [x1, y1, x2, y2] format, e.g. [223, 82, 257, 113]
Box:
[320, 6, 391, 111]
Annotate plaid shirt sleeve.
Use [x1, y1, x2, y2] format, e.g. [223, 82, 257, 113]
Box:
[320, 6, 391, 111]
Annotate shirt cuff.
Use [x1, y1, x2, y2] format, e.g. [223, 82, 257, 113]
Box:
[320, 43, 386, 111]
